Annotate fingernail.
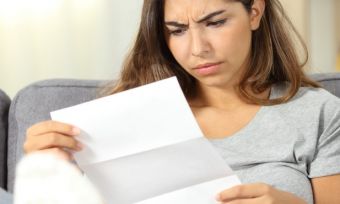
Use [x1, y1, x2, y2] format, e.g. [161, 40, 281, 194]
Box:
[72, 127, 81, 135]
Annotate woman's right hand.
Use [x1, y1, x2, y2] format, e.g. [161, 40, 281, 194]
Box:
[24, 120, 83, 161]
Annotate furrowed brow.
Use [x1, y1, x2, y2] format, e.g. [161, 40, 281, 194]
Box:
[164, 21, 188, 28]
[164, 9, 226, 28]
[196, 9, 226, 23]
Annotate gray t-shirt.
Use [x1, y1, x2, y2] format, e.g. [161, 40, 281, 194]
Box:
[209, 84, 340, 204]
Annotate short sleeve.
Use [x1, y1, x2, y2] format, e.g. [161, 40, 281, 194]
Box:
[308, 96, 340, 178]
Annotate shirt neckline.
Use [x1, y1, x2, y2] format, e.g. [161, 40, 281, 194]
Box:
[208, 84, 278, 142]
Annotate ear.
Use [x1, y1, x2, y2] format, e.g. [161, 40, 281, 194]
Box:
[250, 0, 265, 30]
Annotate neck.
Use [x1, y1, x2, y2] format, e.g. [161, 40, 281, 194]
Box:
[189, 83, 270, 110]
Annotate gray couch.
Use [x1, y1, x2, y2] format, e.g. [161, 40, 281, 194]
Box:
[0, 90, 10, 189]
[0, 73, 340, 196]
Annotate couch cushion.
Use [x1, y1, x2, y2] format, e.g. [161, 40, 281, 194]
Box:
[7, 79, 108, 191]
[0, 90, 10, 189]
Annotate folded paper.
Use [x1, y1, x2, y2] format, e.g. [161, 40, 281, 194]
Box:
[51, 77, 240, 204]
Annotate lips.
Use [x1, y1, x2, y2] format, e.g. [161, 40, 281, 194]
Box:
[194, 62, 222, 70]
[193, 62, 223, 76]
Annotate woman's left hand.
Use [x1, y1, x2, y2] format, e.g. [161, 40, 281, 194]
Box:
[216, 183, 307, 204]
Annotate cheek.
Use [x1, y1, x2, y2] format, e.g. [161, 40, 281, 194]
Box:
[212, 24, 252, 66]
[168, 39, 190, 67]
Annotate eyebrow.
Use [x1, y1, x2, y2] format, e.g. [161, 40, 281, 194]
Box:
[196, 9, 226, 23]
[165, 9, 226, 28]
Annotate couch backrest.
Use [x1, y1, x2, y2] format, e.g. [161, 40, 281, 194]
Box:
[0, 90, 10, 189]
[311, 73, 340, 97]
[6, 73, 340, 191]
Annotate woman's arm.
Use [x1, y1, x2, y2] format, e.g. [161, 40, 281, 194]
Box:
[311, 174, 340, 204]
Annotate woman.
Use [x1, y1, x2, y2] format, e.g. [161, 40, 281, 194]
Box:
[24, 0, 340, 203]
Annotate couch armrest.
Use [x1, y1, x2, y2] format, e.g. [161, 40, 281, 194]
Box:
[0, 90, 10, 189]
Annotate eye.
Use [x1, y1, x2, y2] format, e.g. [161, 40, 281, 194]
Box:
[207, 19, 227, 27]
[169, 28, 187, 36]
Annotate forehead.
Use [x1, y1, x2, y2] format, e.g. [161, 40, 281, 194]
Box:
[164, 0, 233, 20]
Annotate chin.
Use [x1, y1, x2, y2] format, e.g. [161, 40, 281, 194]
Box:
[196, 75, 235, 88]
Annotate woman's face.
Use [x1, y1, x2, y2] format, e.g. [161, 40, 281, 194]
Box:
[164, 0, 264, 89]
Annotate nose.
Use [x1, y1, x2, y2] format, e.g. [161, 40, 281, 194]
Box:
[190, 29, 210, 58]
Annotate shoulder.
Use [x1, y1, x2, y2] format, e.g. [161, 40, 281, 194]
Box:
[293, 86, 340, 112]
[272, 84, 340, 111]
[269, 85, 340, 131]
[295, 86, 340, 103]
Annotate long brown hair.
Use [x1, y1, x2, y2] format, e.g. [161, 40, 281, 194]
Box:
[105, 0, 319, 105]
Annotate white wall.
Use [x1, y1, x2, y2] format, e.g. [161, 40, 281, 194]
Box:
[0, 0, 143, 97]
[309, 0, 337, 72]
[1, 0, 339, 97]
[336, 0, 340, 71]
[279, 0, 312, 70]
[280, 0, 339, 73]
[279, 0, 309, 43]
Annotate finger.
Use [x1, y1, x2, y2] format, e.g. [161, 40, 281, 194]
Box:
[221, 197, 264, 204]
[42, 133, 82, 150]
[24, 133, 82, 153]
[217, 183, 272, 202]
[27, 120, 80, 137]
